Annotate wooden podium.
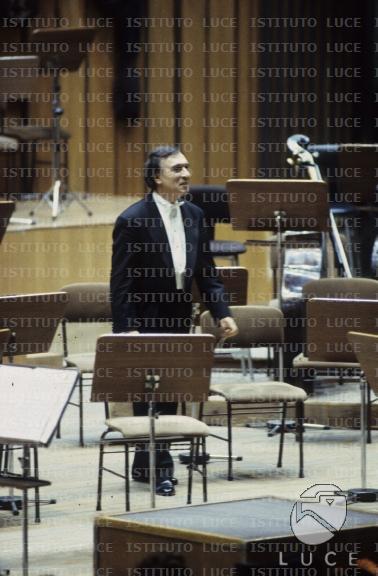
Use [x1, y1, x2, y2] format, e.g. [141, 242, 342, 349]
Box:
[95, 497, 378, 575]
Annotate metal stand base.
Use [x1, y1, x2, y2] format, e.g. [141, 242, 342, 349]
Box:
[345, 488, 378, 503]
[30, 186, 93, 221]
[265, 419, 330, 436]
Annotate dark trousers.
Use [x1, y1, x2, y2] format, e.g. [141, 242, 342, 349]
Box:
[132, 401, 178, 481]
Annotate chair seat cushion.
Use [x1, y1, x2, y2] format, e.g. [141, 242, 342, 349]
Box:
[293, 352, 359, 370]
[105, 415, 209, 438]
[210, 380, 307, 402]
[210, 240, 246, 256]
[65, 352, 95, 372]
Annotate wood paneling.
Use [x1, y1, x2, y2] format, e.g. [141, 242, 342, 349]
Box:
[0, 224, 112, 295]
[205, 0, 237, 185]
[181, 0, 206, 184]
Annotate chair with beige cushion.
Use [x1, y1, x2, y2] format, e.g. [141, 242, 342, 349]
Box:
[293, 278, 378, 423]
[60, 282, 112, 446]
[294, 292, 378, 442]
[200, 305, 307, 481]
[91, 334, 215, 511]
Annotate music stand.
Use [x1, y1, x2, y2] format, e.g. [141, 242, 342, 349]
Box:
[0, 364, 78, 576]
[0, 201, 15, 243]
[91, 333, 215, 509]
[226, 179, 329, 308]
[0, 291, 67, 518]
[29, 28, 96, 220]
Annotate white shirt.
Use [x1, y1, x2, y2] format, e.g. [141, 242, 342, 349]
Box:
[153, 192, 186, 290]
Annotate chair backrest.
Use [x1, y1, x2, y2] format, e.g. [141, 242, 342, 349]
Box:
[192, 267, 248, 317]
[348, 332, 378, 395]
[60, 283, 111, 322]
[303, 277, 378, 301]
[60, 283, 112, 357]
[91, 334, 215, 404]
[200, 305, 284, 349]
[0, 292, 67, 356]
[307, 298, 378, 362]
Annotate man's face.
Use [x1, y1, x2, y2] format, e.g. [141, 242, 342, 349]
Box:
[155, 152, 191, 201]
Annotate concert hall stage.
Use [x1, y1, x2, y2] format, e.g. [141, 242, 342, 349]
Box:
[0, 193, 270, 301]
[1, 195, 378, 576]
[1, 193, 376, 429]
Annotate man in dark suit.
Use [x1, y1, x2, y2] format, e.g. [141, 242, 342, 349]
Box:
[110, 146, 238, 496]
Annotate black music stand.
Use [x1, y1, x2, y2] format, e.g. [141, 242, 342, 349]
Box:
[0, 291, 67, 518]
[91, 334, 215, 509]
[226, 179, 329, 308]
[29, 28, 96, 220]
[0, 364, 78, 576]
[0, 201, 15, 243]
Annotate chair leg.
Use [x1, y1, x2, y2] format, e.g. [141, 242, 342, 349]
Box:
[96, 442, 104, 511]
[125, 444, 130, 511]
[33, 447, 40, 523]
[187, 440, 195, 505]
[227, 402, 233, 481]
[202, 437, 208, 503]
[296, 401, 305, 478]
[79, 375, 84, 447]
[366, 384, 372, 445]
[277, 403, 287, 468]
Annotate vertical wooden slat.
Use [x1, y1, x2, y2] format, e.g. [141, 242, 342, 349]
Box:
[181, 0, 206, 183]
[58, 0, 86, 194]
[146, 0, 175, 147]
[205, 0, 237, 184]
[85, 3, 115, 196]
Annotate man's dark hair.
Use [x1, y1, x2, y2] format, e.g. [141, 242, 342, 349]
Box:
[144, 146, 180, 190]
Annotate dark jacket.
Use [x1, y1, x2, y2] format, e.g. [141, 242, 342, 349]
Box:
[110, 193, 230, 333]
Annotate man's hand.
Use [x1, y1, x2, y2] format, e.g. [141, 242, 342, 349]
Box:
[219, 316, 238, 339]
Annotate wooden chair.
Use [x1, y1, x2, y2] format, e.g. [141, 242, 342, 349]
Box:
[91, 334, 215, 511]
[60, 282, 112, 446]
[348, 332, 378, 396]
[294, 277, 378, 391]
[294, 296, 378, 442]
[200, 305, 307, 481]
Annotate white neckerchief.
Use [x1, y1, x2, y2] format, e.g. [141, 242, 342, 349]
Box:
[153, 192, 186, 290]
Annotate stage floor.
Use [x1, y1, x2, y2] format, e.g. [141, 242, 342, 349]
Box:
[1, 383, 377, 576]
[8, 193, 135, 231]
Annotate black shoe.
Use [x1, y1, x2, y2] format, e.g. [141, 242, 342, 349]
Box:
[156, 479, 175, 496]
[132, 475, 178, 486]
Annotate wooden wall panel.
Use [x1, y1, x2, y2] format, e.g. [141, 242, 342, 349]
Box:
[180, 0, 206, 184]
[28, 0, 57, 196]
[85, 4, 114, 197]
[58, 0, 86, 194]
[0, 225, 112, 295]
[205, 0, 237, 185]
[146, 0, 175, 148]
